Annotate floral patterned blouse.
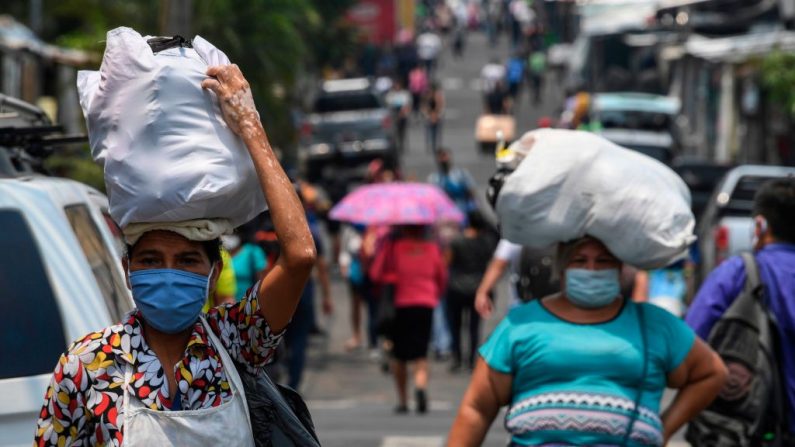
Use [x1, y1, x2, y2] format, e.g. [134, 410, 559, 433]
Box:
[34, 284, 282, 447]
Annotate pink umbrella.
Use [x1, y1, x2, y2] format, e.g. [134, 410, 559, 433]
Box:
[330, 182, 465, 225]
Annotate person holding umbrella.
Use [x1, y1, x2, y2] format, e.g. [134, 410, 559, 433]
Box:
[330, 182, 462, 414]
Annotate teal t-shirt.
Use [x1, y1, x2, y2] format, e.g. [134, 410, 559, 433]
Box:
[479, 299, 695, 446]
[231, 244, 267, 301]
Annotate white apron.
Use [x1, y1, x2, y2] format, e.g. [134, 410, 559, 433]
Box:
[122, 317, 254, 447]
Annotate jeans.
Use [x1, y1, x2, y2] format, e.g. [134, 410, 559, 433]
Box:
[431, 298, 451, 354]
[285, 280, 314, 389]
[426, 121, 441, 154]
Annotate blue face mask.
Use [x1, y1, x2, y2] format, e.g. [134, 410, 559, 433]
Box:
[129, 268, 212, 334]
[565, 268, 621, 309]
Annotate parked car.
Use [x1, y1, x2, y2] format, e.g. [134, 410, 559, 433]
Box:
[299, 78, 397, 182]
[589, 92, 681, 165]
[672, 157, 733, 221]
[0, 95, 132, 446]
[695, 164, 795, 285]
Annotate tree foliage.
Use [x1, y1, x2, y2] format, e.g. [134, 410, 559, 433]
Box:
[0, 0, 360, 153]
[761, 50, 795, 117]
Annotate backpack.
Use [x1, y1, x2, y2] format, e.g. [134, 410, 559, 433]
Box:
[236, 362, 321, 447]
[515, 245, 559, 302]
[686, 253, 786, 447]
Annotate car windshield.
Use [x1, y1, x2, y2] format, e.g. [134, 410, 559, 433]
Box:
[0, 210, 66, 379]
[598, 110, 671, 131]
[625, 145, 673, 164]
[313, 93, 381, 113]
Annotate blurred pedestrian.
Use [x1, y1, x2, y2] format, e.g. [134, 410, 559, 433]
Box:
[284, 220, 333, 390]
[480, 57, 506, 95]
[445, 211, 497, 372]
[474, 238, 523, 319]
[339, 224, 378, 352]
[370, 225, 448, 414]
[385, 79, 412, 153]
[485, 80, 512, 115]
[416, 30, 443, 76]
[632, 260, 687, 317]
[527, 49, 546, 105]
[422, 81, 445, 154]
[505, 52, 526, 100]
[222, 233, 268, 299]
[427, 148, 477, 214]
[686, 178, 795, 441]
[409, 64, 429, 117]
[448, 236, 727, 446]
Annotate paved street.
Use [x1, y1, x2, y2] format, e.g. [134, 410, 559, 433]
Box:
[301, 31, 688, 447]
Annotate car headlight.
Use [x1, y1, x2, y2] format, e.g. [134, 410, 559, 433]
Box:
[308, 143, 331, 156]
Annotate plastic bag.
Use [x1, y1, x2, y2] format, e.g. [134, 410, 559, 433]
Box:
[496, 129, 695, 269]
[77, 27, 266, 229]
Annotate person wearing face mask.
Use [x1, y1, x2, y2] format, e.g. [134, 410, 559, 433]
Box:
[34, 64, 316, 446]
[221, 233, 268, 300]
[447, 236, 728, 446]
[686, 178, 795, 441]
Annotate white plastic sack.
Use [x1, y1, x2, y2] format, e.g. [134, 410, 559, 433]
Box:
[77, 27, 266, 229]
[496, 129, 695, 269]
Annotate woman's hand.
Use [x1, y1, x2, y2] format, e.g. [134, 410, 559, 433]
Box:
[661, 338, 728, 442]
[202, 64, 316, 334]
[202, 64, 261, 140]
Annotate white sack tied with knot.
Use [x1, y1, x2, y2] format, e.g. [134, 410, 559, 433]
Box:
[77, 27, 266, 229]
[496, 129, 696, 269]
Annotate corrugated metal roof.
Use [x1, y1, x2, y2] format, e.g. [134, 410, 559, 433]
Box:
[685, 30, 795, 63]
[0, 15, 94, 66]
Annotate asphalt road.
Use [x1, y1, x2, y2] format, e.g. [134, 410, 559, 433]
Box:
[300, 30, 689, 447]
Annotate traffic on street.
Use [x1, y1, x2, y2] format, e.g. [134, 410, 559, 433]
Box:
[1, 1, 794, 446]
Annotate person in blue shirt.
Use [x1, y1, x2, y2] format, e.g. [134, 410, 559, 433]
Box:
[448, 236, 727, 446]
[222, 234, 268, 299]
[686, 178, 795, 437]
[427, 148, 478, 214]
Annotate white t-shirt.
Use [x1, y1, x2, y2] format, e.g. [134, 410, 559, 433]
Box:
[481, 63, 506, 92]
[494, 238, 522, 306]
[417, 33, 442, 61]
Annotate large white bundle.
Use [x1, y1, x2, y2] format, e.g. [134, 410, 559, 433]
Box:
[496, 129, 695, 269]
[77, 27, 266, 229]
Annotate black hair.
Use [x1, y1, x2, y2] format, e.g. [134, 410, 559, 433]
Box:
[467, 210, 488, 231]
[126, 238, 223, 265]
[753, 177, 795, 244]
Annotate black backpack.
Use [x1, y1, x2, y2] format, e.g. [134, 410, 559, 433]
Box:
[686, 253, 785, 447]
[235, 362, 321, 447]
[515, 245, 560, 302]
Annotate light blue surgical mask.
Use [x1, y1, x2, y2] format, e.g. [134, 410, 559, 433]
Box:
[129, 268, 212, 333]
[565, 268, 621, 309]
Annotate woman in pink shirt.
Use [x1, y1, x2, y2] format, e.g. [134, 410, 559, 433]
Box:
[370, 225, 448, 414]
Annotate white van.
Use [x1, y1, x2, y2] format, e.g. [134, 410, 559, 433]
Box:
[0, 175, 132, 447]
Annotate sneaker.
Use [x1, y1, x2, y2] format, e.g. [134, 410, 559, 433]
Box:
[415, 389, 428, 414]
[394, 404, 409, 414]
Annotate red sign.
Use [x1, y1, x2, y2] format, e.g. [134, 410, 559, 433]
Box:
[347, 0, 396, 44]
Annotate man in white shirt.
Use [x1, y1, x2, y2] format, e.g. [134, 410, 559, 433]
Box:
[416, 31, 442, 74]
[474, 238, 522, 318]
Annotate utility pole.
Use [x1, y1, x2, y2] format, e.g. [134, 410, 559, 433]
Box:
[160, 0, 193, 37]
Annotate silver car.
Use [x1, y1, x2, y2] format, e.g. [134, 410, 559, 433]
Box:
[696, 164, 795, 285]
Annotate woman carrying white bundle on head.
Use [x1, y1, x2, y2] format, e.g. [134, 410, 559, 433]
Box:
[34, 28, 316, 447]
[449, 129, 729, 446]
